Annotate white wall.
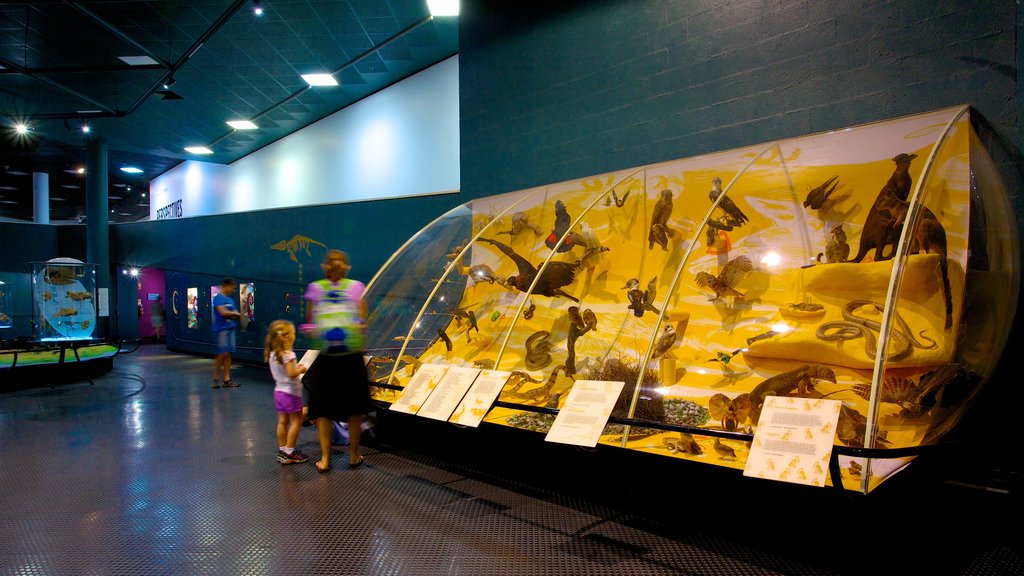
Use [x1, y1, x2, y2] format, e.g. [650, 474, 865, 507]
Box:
[150, 56, 459, 219]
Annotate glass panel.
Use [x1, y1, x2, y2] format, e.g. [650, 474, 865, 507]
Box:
[867, 112, 1018, 491]
[32, 260, 97, 341]
[362, 106, 1017, 493]
[0, 280, 11, 329]
[363, 204, 475, 394]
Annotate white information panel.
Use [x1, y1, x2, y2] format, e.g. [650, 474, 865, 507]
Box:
[544, 380, 625, 447]
[297, 349, 319, 381]
[743, 396, 842, 487]
[389, 364, 449, 415]
[417, 366, 481, 421]
[449, 370, 511, 427]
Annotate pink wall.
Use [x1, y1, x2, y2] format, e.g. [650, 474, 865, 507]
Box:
[137, 268, 166, 338]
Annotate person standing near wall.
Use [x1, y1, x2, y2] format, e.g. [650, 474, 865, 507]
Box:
[212, 278, 242, 389]
[150, 296, 165, 341]
[302, 250, 372, 472]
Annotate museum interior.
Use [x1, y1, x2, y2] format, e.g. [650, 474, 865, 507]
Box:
[1, 1, 1022, 574]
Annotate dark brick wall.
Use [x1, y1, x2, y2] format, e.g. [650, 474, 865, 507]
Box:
[460, 0, 1018, 208]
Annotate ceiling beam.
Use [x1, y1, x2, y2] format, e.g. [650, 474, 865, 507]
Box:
[0, 56, 116, 114]
[125, 0, 249, 116]
[63, 2, 171, 69]
[0, 64, 165, 75]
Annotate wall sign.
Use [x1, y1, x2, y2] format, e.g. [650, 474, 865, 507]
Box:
[155, 199, 183, 220]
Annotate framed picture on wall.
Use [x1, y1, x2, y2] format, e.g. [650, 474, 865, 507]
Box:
[186, 287, 198, 329]
[239, 282, 254, 331]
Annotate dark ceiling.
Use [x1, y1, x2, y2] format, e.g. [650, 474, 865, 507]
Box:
[0, 0, 458, 223]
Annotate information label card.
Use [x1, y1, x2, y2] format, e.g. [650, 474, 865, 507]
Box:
[417, 366, 481, 421]
[449, 370, 511, 427]
[389, 364, 449, 415]
[545, 380, 625, 447]
[743, 396, 842, 487]
[297, 349, 319, 381]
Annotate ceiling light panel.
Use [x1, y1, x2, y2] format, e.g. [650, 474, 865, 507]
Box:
[118, 56, 160, 66]
[184, 146, 213, 155]
[301, 73, 338, 86]
[227, 120, 259, 130]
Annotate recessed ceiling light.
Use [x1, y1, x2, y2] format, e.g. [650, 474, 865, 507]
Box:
[6, 171, 27, 176]
[301, 73, 338, 87]
[52, 197, 66, 202]
[109, 196, 123, 200]
[253, 0, 264, 15]
[185, 146, 213, 154]
[0, 200, 17, 204]
[118, 212, 131, 216]
[76, 110, 102, 114]
[137, 202, 148, 206]
[61, 184, 80, 189]
[15, 123, 29, 134]
[427, 0, 459, 16]
[120, 166, 144, 174]
[77, 167, 85, 174]
[118, 55, 159, 66]
[113, 183, 126, 188]
[0, 186, 16, 190]
[227, 120, 258, 130]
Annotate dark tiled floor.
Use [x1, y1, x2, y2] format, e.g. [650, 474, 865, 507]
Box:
[1, 346, 1021, 575]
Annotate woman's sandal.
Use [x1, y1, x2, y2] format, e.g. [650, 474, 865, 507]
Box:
[315, 460, 330, 473]
[348, 456, 365, 470]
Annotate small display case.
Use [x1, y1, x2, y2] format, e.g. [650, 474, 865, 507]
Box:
[0, 280, 12, 329]
[31, 258, 98, 341]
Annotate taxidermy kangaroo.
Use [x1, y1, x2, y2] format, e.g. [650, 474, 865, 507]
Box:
[851, 153, 917, 263]
[876, 195, 952, 329]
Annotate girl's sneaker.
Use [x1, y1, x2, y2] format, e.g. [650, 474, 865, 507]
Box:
[277, 450, 309, 464]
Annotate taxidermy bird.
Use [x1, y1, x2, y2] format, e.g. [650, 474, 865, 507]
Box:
[623, 277, 660, 317]
[498, 211, 542, 237]
[477, 237, 588, 301]
[467, 263, 502, 285]
[694, 255, 754, 303]
[803, 175, 839, 210]
[713, 438, 737, 461]
[610, 187, 630, 208]
[675, 433, 703, 455]
[544, 200, 587, 253]
[706, 348, 746, 364]
[648, 189, 675, 250]
[650, 324, 677, 360]
[709, 177, 749, 227]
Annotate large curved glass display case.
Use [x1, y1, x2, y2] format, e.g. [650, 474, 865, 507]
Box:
[363, 106, 1018, 493]
[31, 258, 98, 341]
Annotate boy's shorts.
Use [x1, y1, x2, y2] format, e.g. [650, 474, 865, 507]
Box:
[216, 330, 236, 354]
[274, 391, 303, 414]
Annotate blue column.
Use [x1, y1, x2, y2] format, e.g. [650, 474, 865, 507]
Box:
[86, 137, 110, 337]
[33, 172, 49, 224]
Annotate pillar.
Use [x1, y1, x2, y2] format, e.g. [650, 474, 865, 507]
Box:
[86, 137, 110, 337]
[33, 172, 49, 224]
